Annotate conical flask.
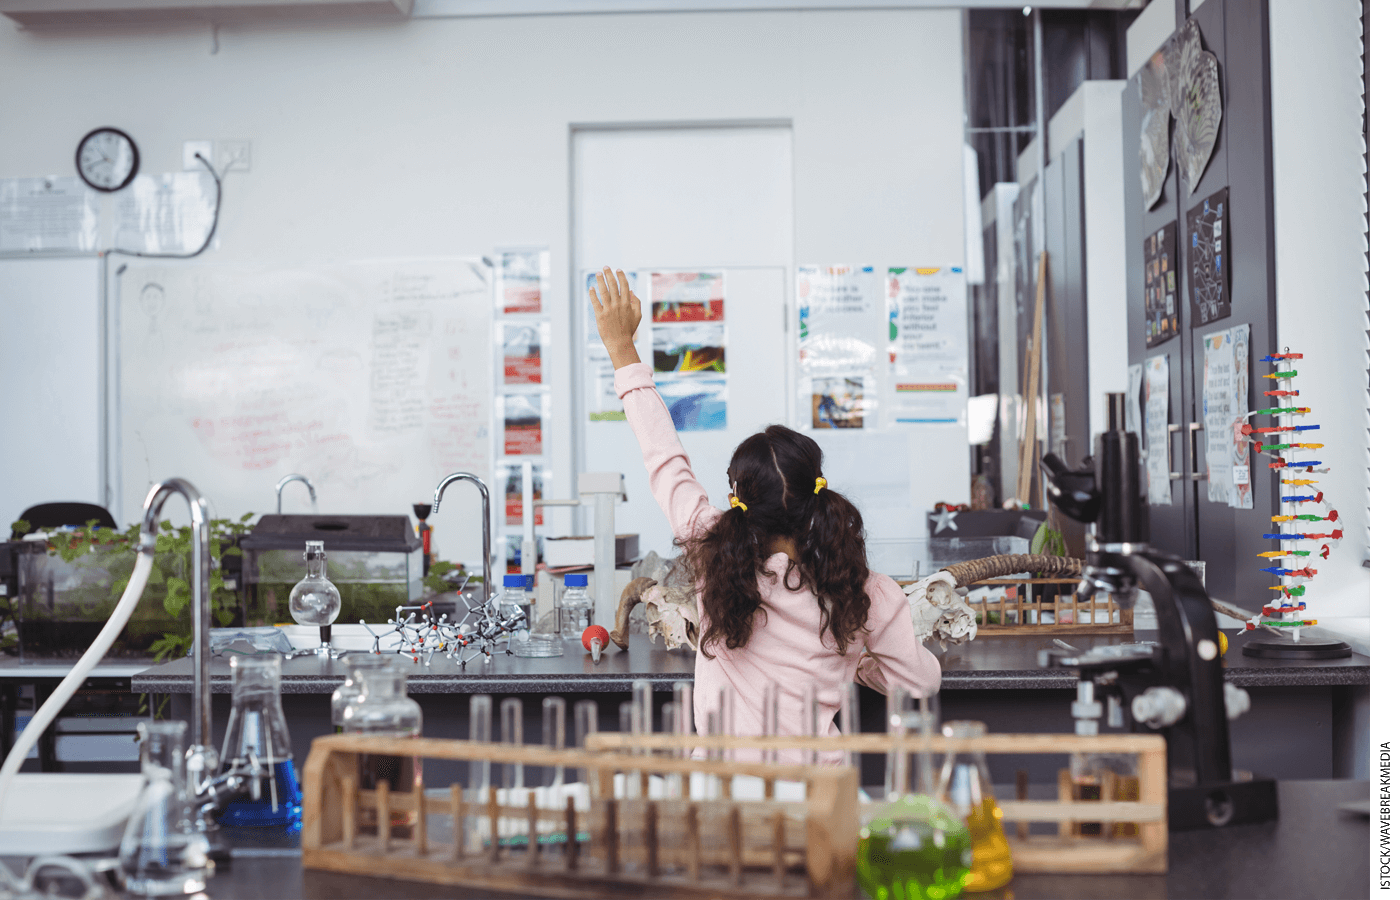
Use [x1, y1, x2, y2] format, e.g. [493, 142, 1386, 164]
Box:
[119, 720, 212, 897]
[216, 655, 302, 829]
[935, 720, 1013, 892]
[858, 705, 971, 900]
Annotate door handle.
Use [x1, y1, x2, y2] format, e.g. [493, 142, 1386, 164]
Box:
[1168, 423, 1183, 480]
[1187, 422, 1206, 481]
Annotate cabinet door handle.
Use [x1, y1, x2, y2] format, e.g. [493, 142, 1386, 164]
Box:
[1187, 422, 1207, 481]
[1168, 423, 1183, 480]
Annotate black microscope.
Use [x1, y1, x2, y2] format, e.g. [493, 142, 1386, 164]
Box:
[1039, 393, 1277, 830]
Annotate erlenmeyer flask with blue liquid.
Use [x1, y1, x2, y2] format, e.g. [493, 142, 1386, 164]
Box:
[216, 654, 302, 830]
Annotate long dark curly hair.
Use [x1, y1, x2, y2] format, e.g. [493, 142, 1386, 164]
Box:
[681, 425, 871, 659]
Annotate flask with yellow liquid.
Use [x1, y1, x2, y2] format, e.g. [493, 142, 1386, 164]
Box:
[936, 720, 1013, 892]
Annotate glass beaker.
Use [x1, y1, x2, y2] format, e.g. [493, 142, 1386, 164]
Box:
[216, 655, 302, 829]
[119, 720, 212, 897]
[935, 720, 1013, 893]
[342, 664, 423, 833]
[507, 575, 564, 658]
[330, 653, 397, 732]
[858, 709, 971, 900]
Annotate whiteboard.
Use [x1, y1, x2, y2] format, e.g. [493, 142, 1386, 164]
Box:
[117, 259, 493, 565]
[0, 256, 103, 526]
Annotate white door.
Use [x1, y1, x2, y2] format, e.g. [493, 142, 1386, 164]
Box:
[572, 125, 794, 557]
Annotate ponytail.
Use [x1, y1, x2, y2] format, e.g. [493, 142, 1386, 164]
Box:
[683, 425, 871, 658]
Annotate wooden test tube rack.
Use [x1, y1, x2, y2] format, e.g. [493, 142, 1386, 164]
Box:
[300, 733, 858, 899]
[587, 731, 1168, 875]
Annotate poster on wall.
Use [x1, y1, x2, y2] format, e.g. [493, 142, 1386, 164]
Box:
[502, 392, 544, 455]
[651, 272, 724, 321]
[797, 266, 878, 371]
[1144, 354, 1172, 505]
[1188, 186, 1231, 327]
[502, 462, 545, 526]
[497, 248, 548, 315]
[652, 323, 725, 376]
[1126, 363, 1145, 452]
[810, 375, 866, 429]
[886, 267, 968, 423]
[1144, 222, 1179, 347]
[500, 322, 544, 385]
[1201, 324, 1253, 508]
[655, 378, 727, 432]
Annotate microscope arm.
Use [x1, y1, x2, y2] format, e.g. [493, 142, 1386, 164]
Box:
[1123, 549, 1233, 785]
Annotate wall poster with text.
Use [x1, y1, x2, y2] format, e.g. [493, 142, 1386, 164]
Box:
[1188, 186, 1231, 327]
[1145, 222, 1180, 347]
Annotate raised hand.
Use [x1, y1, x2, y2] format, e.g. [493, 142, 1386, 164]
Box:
[589, 267, 643, 370]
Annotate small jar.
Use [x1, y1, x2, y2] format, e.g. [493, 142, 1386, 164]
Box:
[558, 573, 592, 640]
[342, 665, 423, 832]
[330, 654, 397, 732]
[508, 574, 564, 658]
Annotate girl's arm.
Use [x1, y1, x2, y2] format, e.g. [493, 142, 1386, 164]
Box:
[591, 268, 719, 542]
[854, 573, 943, 697]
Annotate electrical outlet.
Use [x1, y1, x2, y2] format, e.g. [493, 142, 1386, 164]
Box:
[215, 139, 251, 173]
[183, 140, 213, 172]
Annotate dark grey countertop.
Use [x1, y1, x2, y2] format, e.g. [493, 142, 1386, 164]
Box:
[130, 626, 1369, 695]
[192, 779, 1366, 900]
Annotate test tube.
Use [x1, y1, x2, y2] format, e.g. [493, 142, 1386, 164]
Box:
[468, 694, 493, 851]
[884, 687, 909, 799]
[717, 685, 735, 762]
[542, 696, 566, 797]
[706, 709, 723, 800]
[801, 683, 820, 765]
[761, 681, 781, 764]
[573, 699, 598, 792]
[839, 681, 860, 767]
[673, 682, 694, 748]
[632, 680, 653, 748]
[502, 698, 524, 794]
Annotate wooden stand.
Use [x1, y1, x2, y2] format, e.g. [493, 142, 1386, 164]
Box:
[965, 576, 1135, 635]
[587, 731, 1168, 875]
[300, 734, 858, 898]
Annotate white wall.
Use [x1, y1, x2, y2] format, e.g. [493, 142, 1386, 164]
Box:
[0, 8, 966, 563]
[1269, 0, 1369, 619]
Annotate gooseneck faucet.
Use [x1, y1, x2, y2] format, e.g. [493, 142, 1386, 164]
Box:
[140, 478, 261, 841]
[275, 473, 316, 514]
[142, 478, 214, 749]
[433, 472, 493, 606]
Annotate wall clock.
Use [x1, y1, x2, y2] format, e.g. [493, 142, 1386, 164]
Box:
[75, 127, 139, 192]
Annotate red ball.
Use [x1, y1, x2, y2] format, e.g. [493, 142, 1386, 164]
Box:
[582, 624, 610, 651]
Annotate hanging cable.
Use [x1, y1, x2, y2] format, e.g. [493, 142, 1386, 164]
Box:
[106, 152, 223, 260]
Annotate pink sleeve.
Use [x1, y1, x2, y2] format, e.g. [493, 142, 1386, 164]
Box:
[855, 573, 943, 697]
[615, 363, 721, 543]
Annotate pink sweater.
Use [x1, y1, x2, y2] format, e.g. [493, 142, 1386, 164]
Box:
[615, 363, 942, 757]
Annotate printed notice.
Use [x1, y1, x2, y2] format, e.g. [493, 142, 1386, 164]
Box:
[0, 176, 99, 252]
[1201, 324, 1252, 508]
[888, 267, 969, 423]
[501, 323, 543, 385]
[1126, 363, 1145, 453]
[503, 392, 544, 455]
[1144, 354, 1171, 505]
[498, 249, 548, 315]
[503, 463, 545, 526]
[798, 266, 878, 371]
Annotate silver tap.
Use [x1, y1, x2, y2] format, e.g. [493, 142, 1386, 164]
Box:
[433, 472, 494, 605]
[275, 473, 316, 514]
[140, 478, 214, 750]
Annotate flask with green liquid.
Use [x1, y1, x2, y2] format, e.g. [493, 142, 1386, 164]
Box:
[858, 697, 972, 900]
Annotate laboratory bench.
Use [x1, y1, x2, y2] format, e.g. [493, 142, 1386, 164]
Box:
[129, 626, 1370, 785]
[47, 778, 1356, 900]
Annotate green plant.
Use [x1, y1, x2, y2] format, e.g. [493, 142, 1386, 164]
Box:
[9, 514, 255, 662]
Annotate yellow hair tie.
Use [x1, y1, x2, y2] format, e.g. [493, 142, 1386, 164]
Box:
[814, 477, 827, 494]
[729, 496, 748, 512]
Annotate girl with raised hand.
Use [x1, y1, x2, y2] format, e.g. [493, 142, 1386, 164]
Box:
[589, 267, 941, 755]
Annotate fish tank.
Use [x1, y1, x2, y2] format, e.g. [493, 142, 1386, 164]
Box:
[237, 515, 423, 628]
[7, 535, 219, 660]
